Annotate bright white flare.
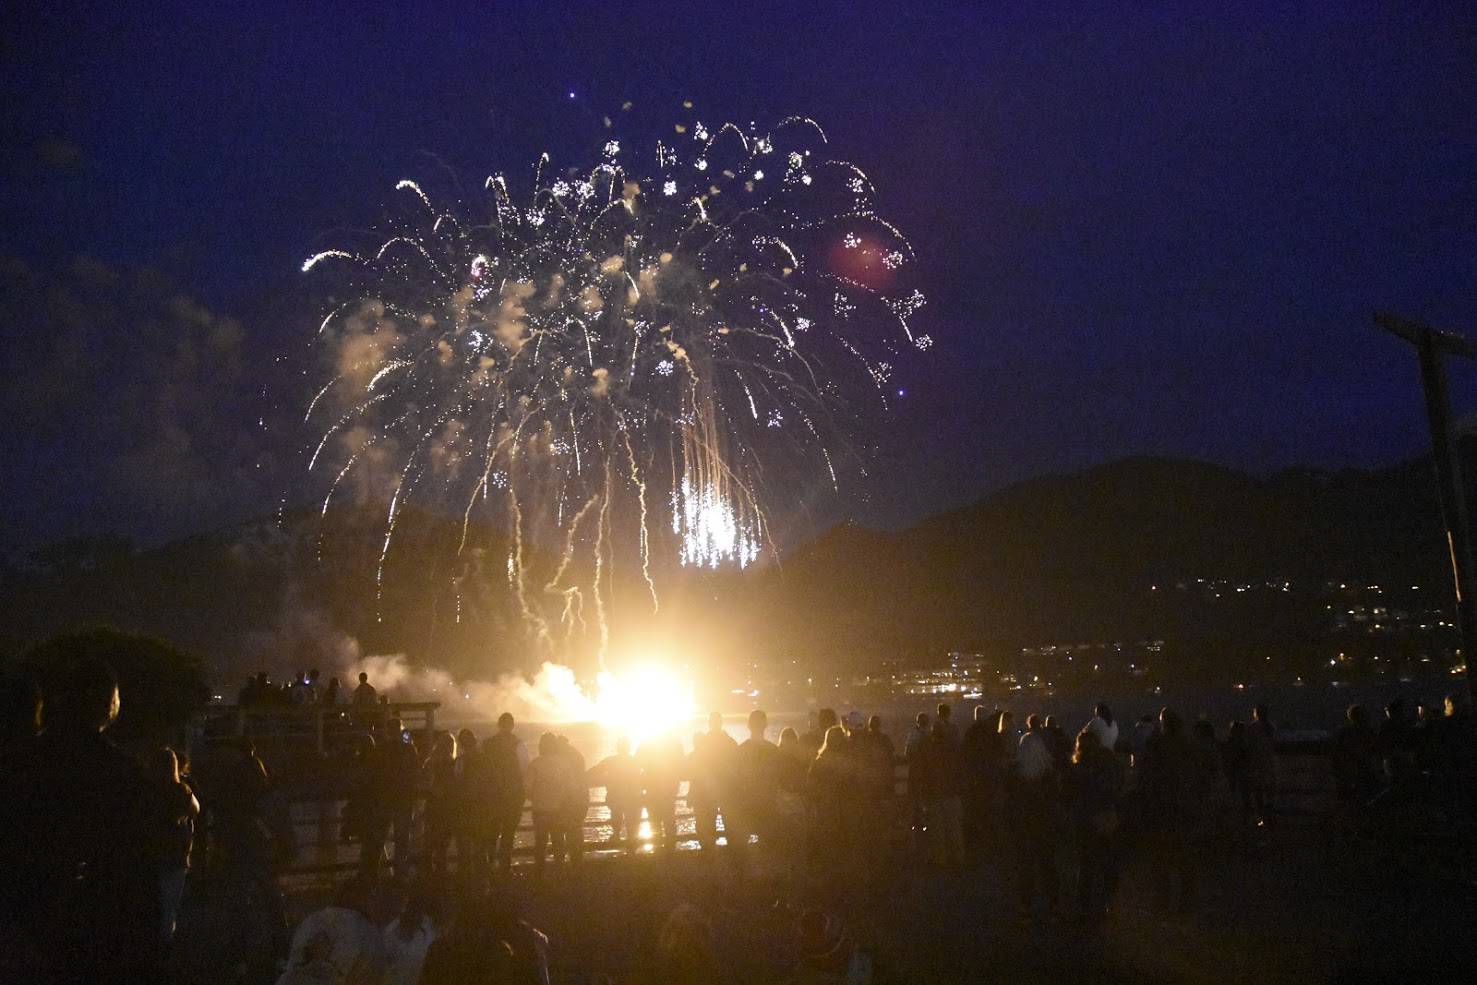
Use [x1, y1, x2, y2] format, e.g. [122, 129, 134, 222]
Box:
[592, 665, 697, 743]
[673, 476, 760, 569]
[341, 656, 693, 745]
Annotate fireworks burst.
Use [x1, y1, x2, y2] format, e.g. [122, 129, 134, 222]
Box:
[301, 107, 926, 658]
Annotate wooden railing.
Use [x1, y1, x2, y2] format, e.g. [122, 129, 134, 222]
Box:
[181, 718, 1338, 887]
[274, 788, 713, 885]
[258, 744, 1337, 887]
[187, 702, 441, 757]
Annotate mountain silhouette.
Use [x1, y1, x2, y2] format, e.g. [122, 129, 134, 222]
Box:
[1, 454, 1459, 685]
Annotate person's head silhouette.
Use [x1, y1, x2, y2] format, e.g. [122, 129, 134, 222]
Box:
[1, 672, 41, 743]
[46, 656, 119, 733]
[747, 709, 767, 739]
[1073, 728, 1101, 765]
[778, 726, 798, 752]
[456, 728, 477, 754]
[150, 746, 181, 783]
[359, 671, 369, 685]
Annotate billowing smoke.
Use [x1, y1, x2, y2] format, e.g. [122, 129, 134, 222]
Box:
[236, 586, 608, 726]
[238, 592, 364, 681]
[240, 593, 600, 724]
[341, 652, 597, 725]
[0, 255, 280, 547]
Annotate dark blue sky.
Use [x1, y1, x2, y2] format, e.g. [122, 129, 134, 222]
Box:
[3, 0, 1475, 547]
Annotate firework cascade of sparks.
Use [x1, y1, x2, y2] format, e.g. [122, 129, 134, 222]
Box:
[301, 110, 928, 659]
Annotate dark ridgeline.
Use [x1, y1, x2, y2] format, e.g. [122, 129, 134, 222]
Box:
[761, 454, 1454, 672]
[0, 454, 1458, 685]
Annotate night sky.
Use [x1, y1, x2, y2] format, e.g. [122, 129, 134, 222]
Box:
[3, 1, 1475, 551]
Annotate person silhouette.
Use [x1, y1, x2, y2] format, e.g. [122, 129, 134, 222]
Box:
[689, 712, 738, 853]
[352, 671, 377, 707]
[592, 737, 643, 852]
[482, 713, 528, 872]
[1, 656, 164, 983]
[639, 731, 686, 854]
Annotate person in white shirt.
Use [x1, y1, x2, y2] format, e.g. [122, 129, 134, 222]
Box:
[1085, 702, 1119, 754]
[903, 713, 931, 759]
[278, 879, 384, 985]
[1011, 715, 1060, 915]
[1015, 722, 1055, 782]
[382, 893, 439, 985]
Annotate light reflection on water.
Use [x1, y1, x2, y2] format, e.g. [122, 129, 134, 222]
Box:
[524, 790, 710, 855]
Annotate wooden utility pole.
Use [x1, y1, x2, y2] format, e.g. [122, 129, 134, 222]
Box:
[1375, 312, 1477, 703]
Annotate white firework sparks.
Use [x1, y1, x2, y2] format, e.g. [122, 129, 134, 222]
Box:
[300, 106, 927, 655]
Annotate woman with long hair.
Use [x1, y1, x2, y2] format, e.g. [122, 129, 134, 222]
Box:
[807, 725, 855, 877]
[146, 747, 199, 945]
[1068, 728, 1125, 923]
[383, 891, 441, 985]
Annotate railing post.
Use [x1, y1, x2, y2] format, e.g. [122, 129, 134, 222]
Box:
[1375, 312, 1477, 704]
[317, 796, 337, 876]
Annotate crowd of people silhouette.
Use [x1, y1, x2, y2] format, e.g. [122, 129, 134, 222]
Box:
[2, 657, 1474, 984]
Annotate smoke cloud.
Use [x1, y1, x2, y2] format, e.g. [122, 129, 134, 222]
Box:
[238, 591, 596, 724]
[0, 255, 278, 548]
[341, 652, 597, 725]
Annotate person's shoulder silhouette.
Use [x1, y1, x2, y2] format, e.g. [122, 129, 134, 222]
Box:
[3, 656, 163, 981]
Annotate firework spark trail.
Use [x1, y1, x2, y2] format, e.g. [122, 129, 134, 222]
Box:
[544, 493, 600, 600]
[621, 425, 659, 613]
[594, 461, 613, 663]
[301, 104, 926, 662]
[505, 484, 551, 649]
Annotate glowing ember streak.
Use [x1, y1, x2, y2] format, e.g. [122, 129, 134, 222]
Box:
[302, 249, 354, 272]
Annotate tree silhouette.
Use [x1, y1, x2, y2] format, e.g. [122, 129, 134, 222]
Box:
[12, 627, 210, 746]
